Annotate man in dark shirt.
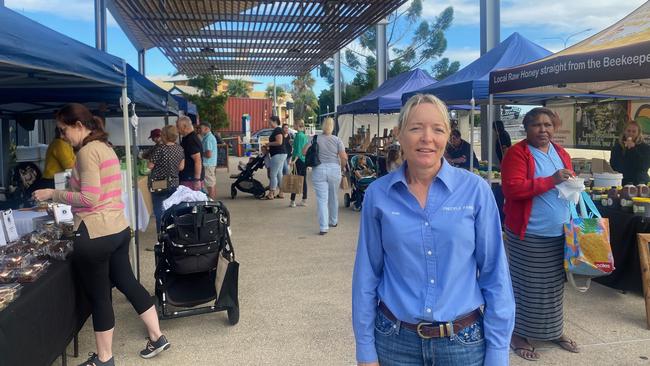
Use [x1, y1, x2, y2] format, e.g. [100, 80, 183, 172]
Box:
[176, 116, 204, 191]
[445, 129, 480, 171]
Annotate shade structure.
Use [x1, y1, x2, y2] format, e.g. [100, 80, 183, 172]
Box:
[489, 2, 650, 98]
[106, 0, 408, 76]
[338, 69, 436, 115]
[402, 33, 551, 105]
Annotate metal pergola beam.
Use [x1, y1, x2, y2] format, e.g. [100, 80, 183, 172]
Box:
[107, 0, 408, 76]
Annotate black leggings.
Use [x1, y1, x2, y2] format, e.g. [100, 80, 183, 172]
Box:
[290, 159, 308, 201]
[73, 222, 153, 332]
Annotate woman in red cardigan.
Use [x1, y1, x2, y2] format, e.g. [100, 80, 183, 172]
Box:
[501, 107, 578, 361]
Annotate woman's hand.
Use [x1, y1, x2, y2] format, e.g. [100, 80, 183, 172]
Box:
[32, 189, 54, 202]
[624, 138, 636, 149]
[552, 169, 573, 185]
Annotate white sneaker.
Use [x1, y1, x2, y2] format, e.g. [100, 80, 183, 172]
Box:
[298, 200, 307, 207]
[289, 201, 296, 208]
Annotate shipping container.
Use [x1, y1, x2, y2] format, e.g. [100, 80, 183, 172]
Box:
[221, 97, 273, 136]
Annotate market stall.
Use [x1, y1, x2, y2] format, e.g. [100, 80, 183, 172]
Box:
[488, 2, 650, 293]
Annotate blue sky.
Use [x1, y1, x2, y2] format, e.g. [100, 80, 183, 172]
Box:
[5, 0, 646, 95]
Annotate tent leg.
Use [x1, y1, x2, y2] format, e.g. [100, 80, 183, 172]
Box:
[487, 94, 494, 181]
[469, 98, 475, 172]
[121, 88, 138, 280]
[131, 126, 140, 282]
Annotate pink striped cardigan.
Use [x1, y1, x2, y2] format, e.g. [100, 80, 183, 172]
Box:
[52, 140, 129, 239]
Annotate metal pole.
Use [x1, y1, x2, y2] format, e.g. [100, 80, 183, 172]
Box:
[273, 75, 278, 117]
[137, 49, 146, 75]
[131, 118, 140, 281]
[377, 19, 388, 87]
[334, 52, 341, 111]
[487, 94, 494, 181]
[480, 0, 500, 159]
[121, 88, 138, 278]
[469, 97, 475, 172]
[94, 0, 107, 51]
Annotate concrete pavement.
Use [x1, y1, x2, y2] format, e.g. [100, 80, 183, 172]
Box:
[62, 157, 650, 366]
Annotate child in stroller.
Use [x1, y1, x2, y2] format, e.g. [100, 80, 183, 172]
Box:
[344, 154, 378, 211]
[229, 149, 267, 199]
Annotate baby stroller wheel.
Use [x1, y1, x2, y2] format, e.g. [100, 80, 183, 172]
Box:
[227, 306, 239, 325]
[344, 193, 350, 208]
[231, 186, 237, 199]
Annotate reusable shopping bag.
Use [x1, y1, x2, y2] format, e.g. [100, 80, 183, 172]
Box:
[564, 191, 615, 292]
[280, 165, 304, 195]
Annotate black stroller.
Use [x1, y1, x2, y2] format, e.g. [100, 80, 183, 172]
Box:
[343, 155, 378, 211]
[230, 153, 266, 199]
[154, 201, 239, 324]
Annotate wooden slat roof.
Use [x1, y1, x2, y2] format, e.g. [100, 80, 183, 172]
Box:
[107, 0, 407, 76]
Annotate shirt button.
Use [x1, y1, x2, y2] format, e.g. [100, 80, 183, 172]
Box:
[424, 222, 429, 226]
[430, 279, 435, 284]
[426, 308, 432, 313]
[427, 250, 432, 256]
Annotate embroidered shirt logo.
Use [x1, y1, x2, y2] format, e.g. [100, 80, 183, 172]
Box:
[391, 211, 400, 215]
[441, 205, 474, 212]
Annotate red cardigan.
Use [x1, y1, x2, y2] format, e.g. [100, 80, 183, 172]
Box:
[501, 140, 573, 239]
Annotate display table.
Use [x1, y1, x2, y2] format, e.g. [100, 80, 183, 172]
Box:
[0, 260, 90, 366]
[594, 205, 650, 293]
[12, 189, 150, 236]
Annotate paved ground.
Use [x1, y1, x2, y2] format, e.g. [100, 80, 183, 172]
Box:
[62, 157, 650, 366]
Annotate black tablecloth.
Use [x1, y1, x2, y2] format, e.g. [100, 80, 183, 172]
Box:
[594, 205, 650, 293]
[0, 260, 90, 366]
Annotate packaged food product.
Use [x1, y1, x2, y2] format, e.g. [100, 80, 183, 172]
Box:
[632, 197, 650, 218]
[0, 268, 15, 284]
[47, 240, 73, 260]
[0, 254, 28, 269]
[15, 266, 44, 283]
[638, 184, 650, 198]
[620, 185, 638, 210]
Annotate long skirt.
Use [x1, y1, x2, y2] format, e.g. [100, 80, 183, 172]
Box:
[505, 229, 565, 341]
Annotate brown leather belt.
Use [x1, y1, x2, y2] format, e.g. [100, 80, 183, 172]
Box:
[379, 302, 481, 339]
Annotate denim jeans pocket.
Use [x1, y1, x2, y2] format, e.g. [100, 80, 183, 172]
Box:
[452, 318, 485, 346]
[374, 311, 397, 336]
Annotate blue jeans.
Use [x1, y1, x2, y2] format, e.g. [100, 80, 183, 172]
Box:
[151, 190, 173, 233]
[311, 163, 341, 232]
[269, 153, 287, 191]
[374, 309, 486, 366]
[282, 156, 290, 176]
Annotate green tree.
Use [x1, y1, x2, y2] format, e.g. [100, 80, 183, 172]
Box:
[320, 2, 458, 99]
[265, 85, 287, 99]
[291, 73, 318, 122]
[226, 79, 251, 97]
[185, 74, 230, 130]
[431, 57, 460, 80]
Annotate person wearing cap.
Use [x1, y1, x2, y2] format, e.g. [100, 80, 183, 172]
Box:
[199, 121, 218, 199]
[142, 128, 163, 160]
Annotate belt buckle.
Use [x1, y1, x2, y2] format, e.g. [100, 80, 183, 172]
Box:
[416, 322, 435, 339]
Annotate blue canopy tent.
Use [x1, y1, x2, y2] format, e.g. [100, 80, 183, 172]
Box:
[337, 69, 437, 141]
[172, 94, 198, 123]
[402, 33, 551, 105]
[0, 7, 146, 278]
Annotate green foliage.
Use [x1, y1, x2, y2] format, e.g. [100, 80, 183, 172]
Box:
[319, 3, 458, 103]
[291, 73, 318, 121]
[226, 79, 251, 97]
[185, 74, 229, 130]
[432, 58, 461, 80]
[265, 84, 287, 99]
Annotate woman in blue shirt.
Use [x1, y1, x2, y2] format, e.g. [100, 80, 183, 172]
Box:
[352, 94, 515, 366]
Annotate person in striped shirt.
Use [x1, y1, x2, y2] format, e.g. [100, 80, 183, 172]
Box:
[33, 103, 170, 366]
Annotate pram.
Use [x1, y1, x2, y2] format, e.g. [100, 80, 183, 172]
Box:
[230, 153, 266, 199]
[343, 155, 377, 211]
[154, 201, 239, 323]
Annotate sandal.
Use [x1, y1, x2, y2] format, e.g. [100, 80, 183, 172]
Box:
[261, 194, 275, 200]
[510, 344, 540, 361]
[552, 337, 579, 353]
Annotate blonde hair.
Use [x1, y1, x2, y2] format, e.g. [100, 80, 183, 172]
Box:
[620, 120, 645, 145]
[398, 94, 451, 137]
[322, 117, 334, 135]
[161, 125, 179, 143]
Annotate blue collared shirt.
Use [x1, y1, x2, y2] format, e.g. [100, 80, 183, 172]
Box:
[202, 131, 218, 167]
[352, 159, 515, 365]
